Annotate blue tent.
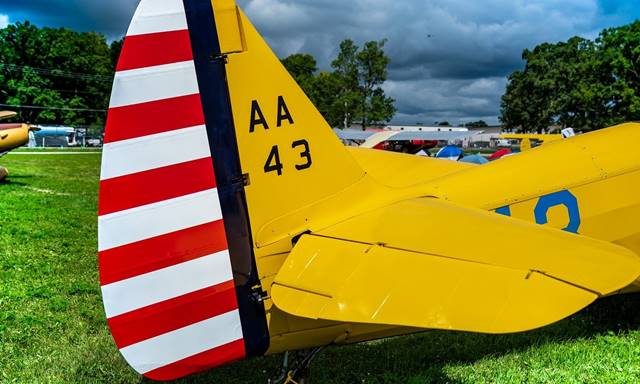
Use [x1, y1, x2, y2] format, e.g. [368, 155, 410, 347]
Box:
[435, 145, 463, 161]
[460, 154, 489, 165]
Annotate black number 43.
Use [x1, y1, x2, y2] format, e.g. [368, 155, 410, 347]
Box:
[264, 139, 312, 176]
[264, 145, 284, 175]
[292, 139, 312, 170]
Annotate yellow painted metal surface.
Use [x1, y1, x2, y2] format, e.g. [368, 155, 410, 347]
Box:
[221, 8, 365, 245]
[504, 170, 640, 250]
[211, 0, 245, 54]
[421, 125, 640, 208]
[273, 234, 596, 334]
[347, 147, 472, 188]
[212, 1, 640, 356]
[419, 124, 640, 255]
[0, 122, 31, 181]
[0, 125, 30, 153]
[315, 198, 640, 296]
[271, 198, 640, 333]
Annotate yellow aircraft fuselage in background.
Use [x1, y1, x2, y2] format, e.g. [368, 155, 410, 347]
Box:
[0, 112, 33, 180]
[1, 124, 30, 151]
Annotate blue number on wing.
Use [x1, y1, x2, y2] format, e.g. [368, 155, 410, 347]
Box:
[534, 190, 581, 234]
[495, 206, 512, 217]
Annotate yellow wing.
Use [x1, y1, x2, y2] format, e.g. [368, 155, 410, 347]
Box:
[271, 198, 640, 334]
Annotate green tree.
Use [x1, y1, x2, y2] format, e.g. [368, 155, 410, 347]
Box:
[110, 38, 124, 69]
[367, 87, 396, 125]
[356, 39, 395, 127]
[280, 39, 396, 128]
[501, 45, 557, 133]
[599, 21, 640, 121]
[501, 22, 640, 132]
[331, 39, 361, 128]
[310, 71, 344, 127]
[281, 53, 317, 98]
[464, 120, 488, 128]
[0, 22, 113, 126]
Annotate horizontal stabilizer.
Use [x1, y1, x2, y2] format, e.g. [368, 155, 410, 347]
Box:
[271, 198, 640, 334]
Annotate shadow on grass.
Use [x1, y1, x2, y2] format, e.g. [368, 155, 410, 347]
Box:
[1, 173, 34, 184]
[0, 179, 28, 186]
[3, 174, 35, 179]
[159, 293, 640, 384]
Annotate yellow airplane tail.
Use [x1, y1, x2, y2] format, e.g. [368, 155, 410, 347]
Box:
[98, 0, 365, 380]
[211, 1, 366, 232]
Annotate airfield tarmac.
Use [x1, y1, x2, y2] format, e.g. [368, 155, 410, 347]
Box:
[2, 151, 640, 383]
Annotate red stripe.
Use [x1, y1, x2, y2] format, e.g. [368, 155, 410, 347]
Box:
[98, 157, 216, 215]
[0, 124, 23, 130]
[108, 280, 238, 349]
[116, 30, 193, 71]
[104, 94, 204, 144]
[144, 339, 246, 381]
[99, 220, 228, 286]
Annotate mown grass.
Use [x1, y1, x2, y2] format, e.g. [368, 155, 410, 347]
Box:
[13, 147, 102, 152]
[1, 153, 640, 383]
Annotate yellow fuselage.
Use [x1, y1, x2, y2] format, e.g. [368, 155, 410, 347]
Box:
[0, 123, 31, 181]
[259, 123, 640, 353]
[0, 123, 30, 154]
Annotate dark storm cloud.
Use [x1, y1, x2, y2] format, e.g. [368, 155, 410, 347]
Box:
[3, 0, 640, 124]
[237, 0, 615, 124]
[0, 0, 137, 39]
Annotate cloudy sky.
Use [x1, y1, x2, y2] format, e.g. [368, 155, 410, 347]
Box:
[1, 0, 639, 125]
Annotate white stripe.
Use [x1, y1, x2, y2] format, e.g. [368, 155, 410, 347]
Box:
[127, 0, 188, 36]
[100, 125, 210, 180]
[98, 189, 222, 252]
[120, 310, 243, 374]
[101, 250, 233, 318]
[109, 61, 198, 108]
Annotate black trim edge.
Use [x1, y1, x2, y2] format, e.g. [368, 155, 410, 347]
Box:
[183, 0, 270, 357]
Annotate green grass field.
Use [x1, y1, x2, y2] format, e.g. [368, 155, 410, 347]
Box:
[12, 147, 103, 152]
[1, 153, 640, 383]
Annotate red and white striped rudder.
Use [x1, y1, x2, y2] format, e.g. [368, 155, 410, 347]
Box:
[98, 0, 268, 380]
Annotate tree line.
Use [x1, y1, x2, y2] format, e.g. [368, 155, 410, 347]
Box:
[8, 18, 640, 134]
[282, 39, 396, 128]
[0, 22, 397, 131]
[501, 21, 640, 132]
[0, 22, 120, 130]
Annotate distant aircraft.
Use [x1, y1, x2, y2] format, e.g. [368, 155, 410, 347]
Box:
[31, 126, 78, 147]
[97, 0, 640, 382]
[500, 133, 562, 151]
[0, 111, 38, 181]
[335, 128, 477, 153]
